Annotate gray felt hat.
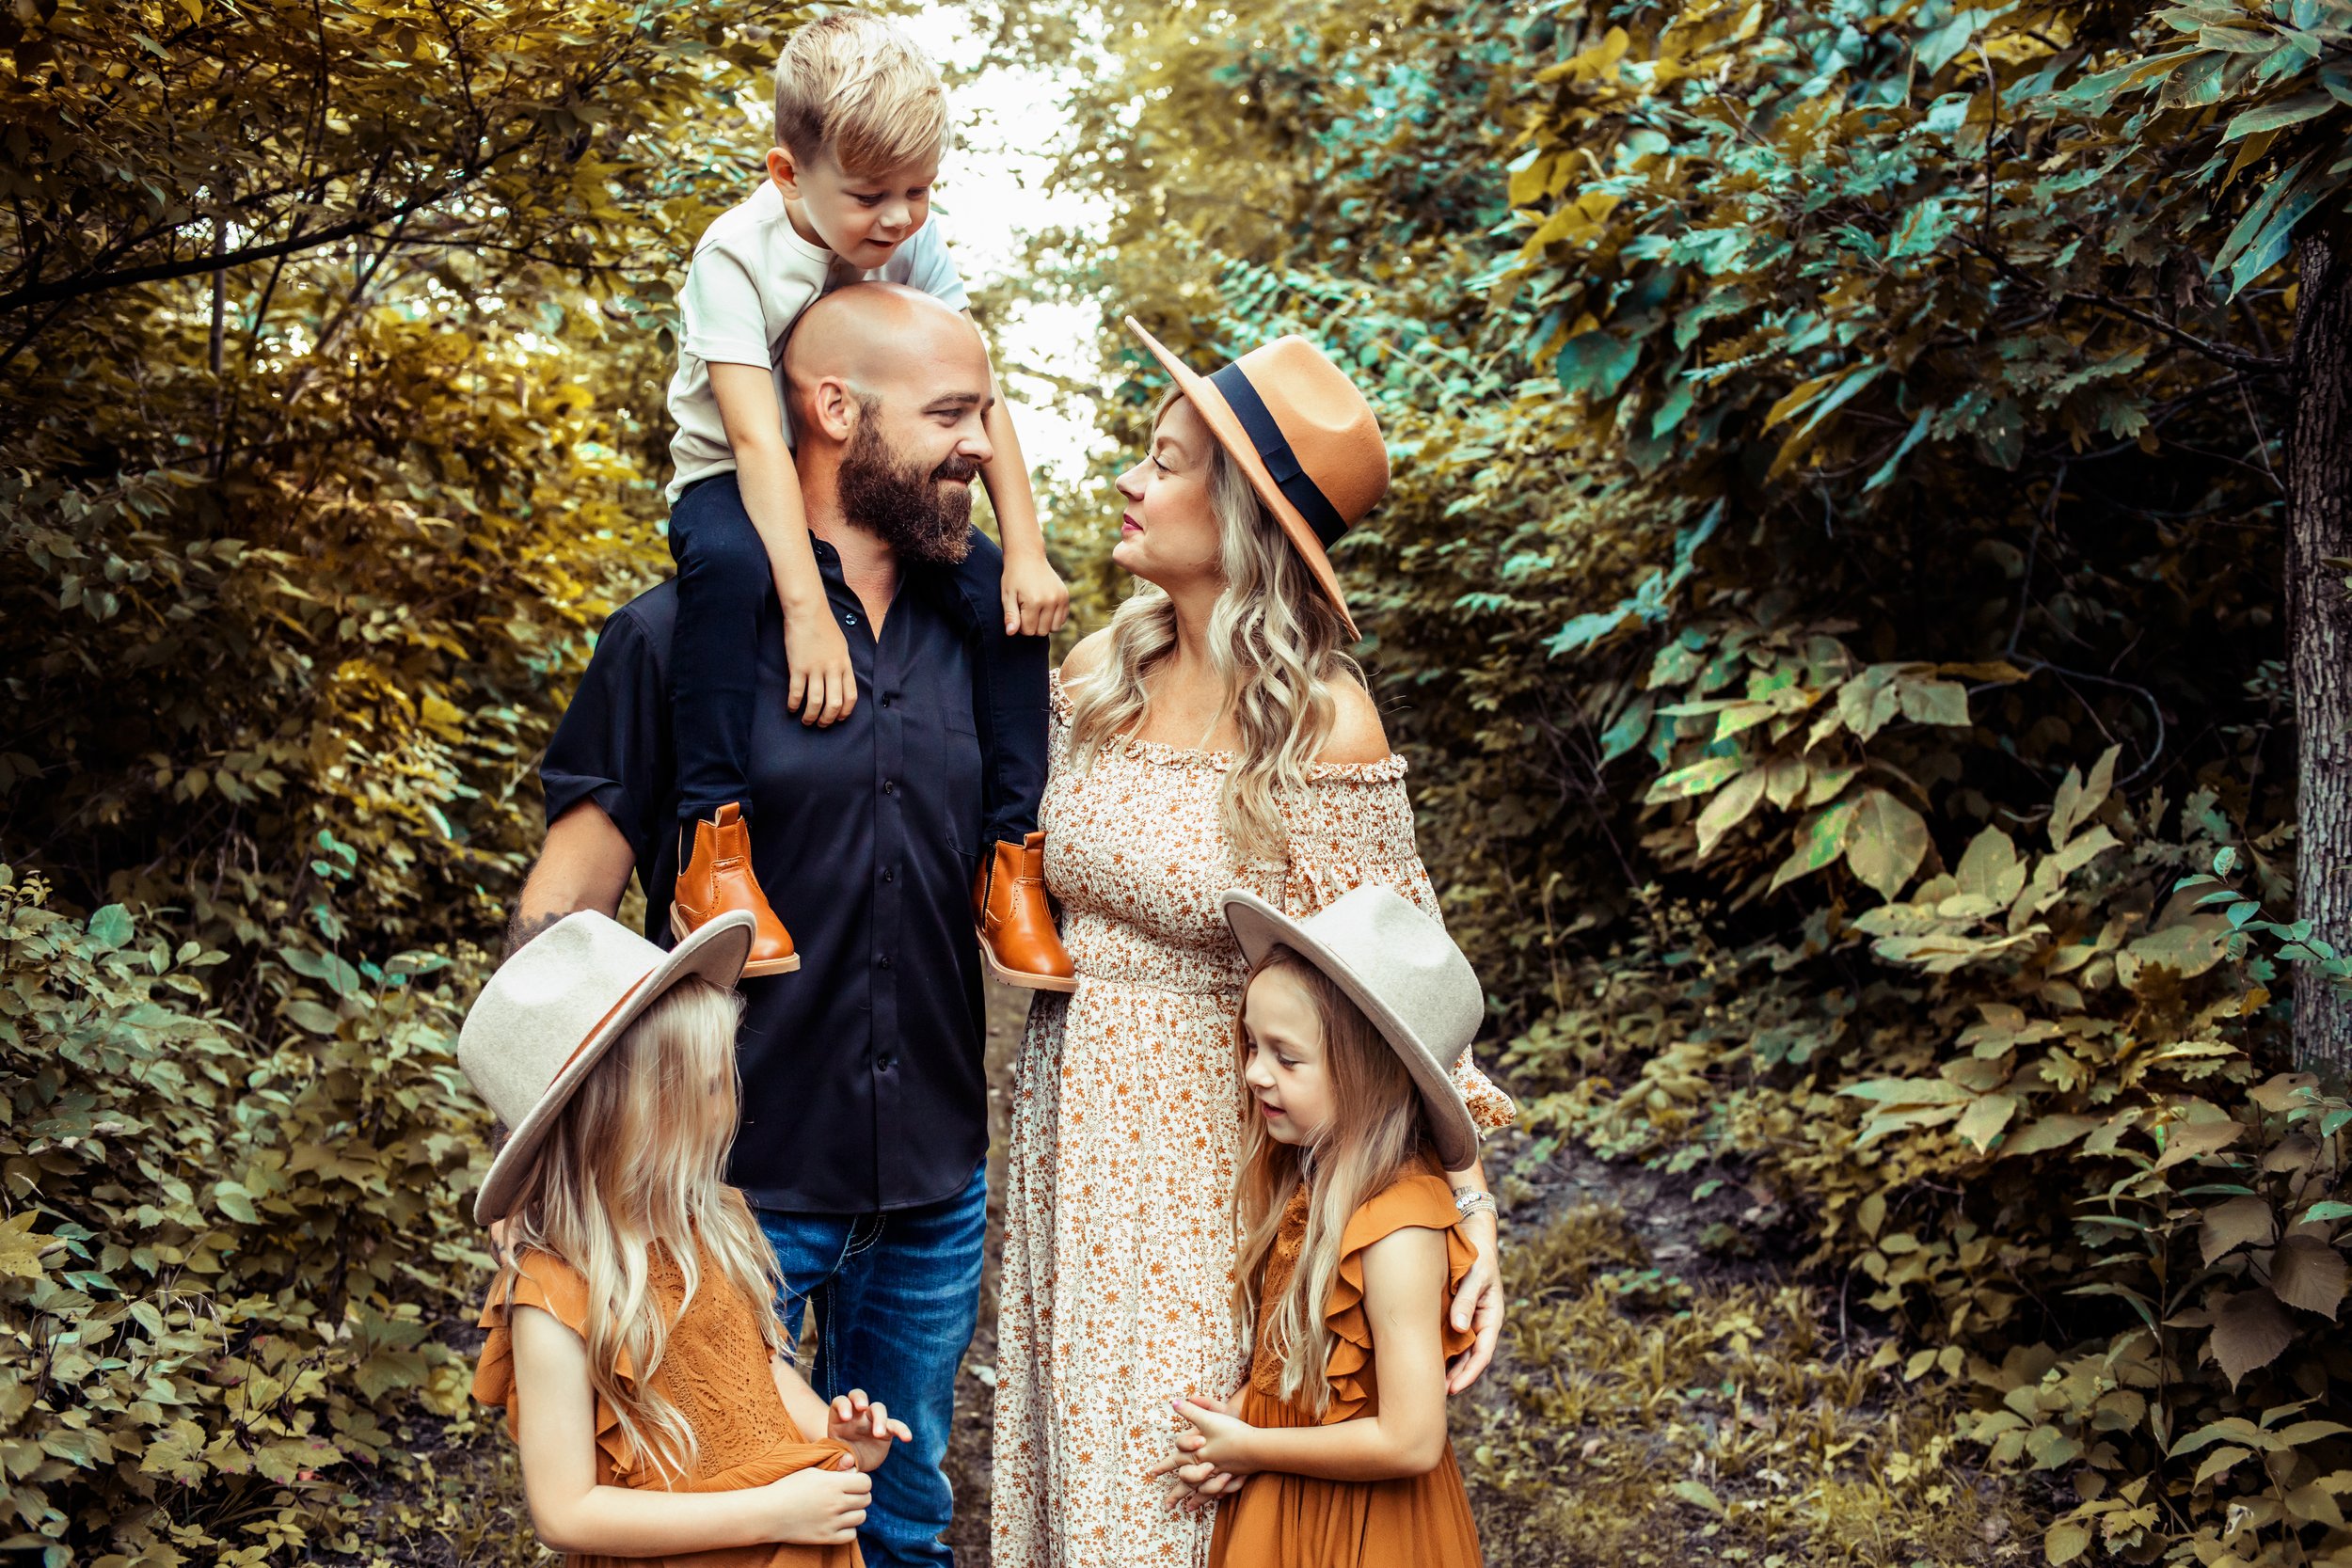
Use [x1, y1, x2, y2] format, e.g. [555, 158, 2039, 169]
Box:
[1218, 883, 1484, 1168]
[458, 909, 755, 1225]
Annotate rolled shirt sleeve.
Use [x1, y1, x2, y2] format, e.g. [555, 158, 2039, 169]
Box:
[540, 607, 668, 868]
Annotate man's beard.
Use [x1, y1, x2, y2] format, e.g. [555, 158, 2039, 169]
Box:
[837, 412, 977, 566]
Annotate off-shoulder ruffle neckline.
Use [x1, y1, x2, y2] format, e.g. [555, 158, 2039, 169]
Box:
[1050, 671, 1410, 783]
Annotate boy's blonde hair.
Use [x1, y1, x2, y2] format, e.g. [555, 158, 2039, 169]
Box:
[772, 10, 950, 177]
[498, 977, 786, 1484]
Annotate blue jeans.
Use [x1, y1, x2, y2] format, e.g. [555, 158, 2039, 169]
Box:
[757, 1161, 987, 1568]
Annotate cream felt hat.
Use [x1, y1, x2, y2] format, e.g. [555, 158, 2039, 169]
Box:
[1122, 317, 1390, 641]
[1219, 884, 1484, 1169]
[458, 909, 755, 1225]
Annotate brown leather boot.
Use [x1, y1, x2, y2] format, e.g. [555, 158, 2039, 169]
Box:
[671, 804, 799, 976]
[973, 832, 1076, 992]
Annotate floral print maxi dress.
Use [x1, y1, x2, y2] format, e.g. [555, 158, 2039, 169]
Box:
[990, 679, 1515, 1568]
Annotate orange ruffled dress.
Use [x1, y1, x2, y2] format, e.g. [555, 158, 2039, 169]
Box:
[1207, 1166, 1483, 1568]
[472, 1242, 860, 1568]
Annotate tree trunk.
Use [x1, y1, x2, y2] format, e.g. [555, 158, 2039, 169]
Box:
[2287, 226, 2352, 1085]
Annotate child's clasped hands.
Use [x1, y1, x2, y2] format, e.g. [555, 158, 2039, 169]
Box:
[1148, 1392, 1252, 1513]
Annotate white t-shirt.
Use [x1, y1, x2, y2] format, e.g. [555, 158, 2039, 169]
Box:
[665, 180, 969, 502]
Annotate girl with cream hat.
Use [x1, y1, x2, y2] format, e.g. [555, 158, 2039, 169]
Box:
[1151, 884, 1488, 1568]
[457, 910, 912, 1565]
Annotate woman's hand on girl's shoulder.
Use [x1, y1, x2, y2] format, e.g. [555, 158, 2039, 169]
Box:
[1315, 679, 1391, 768]
[761, 1456, 872, 1545]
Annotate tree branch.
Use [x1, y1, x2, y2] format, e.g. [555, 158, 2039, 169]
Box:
[2063, 292, 2287, 375]
[0, 136, 538, 314]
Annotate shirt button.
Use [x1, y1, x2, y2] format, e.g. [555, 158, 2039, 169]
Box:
[877, 1054, 897, 1072]
[882, 780, 896, 796]
[882, 868, 895, 883]
[843, 611, 858, 626]
[878, 955, 893, 970]
[880, 696, 891, 708]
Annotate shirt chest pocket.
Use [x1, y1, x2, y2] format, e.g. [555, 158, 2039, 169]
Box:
[922, 710, 984, 860]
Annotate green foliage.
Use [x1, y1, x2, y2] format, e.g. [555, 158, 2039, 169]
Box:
[0, 864, 507, 1561]
[1, 0, 802, 944]
[2, 0, 804, 1558]
[989, 0, 2351, 1560]
[1513, 763, 2352, 1562]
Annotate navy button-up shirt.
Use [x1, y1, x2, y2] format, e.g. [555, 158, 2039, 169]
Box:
[539, 531, 990, 1214]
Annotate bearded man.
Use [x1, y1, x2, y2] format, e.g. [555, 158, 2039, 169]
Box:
[510, 282, 1037, 1564]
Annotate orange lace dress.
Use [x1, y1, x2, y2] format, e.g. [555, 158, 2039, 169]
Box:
[472, 1242, 860, 1568]
[1207, 1166, 1482, 1568]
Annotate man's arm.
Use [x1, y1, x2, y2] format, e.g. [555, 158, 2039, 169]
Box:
[507, 800, 638, 952]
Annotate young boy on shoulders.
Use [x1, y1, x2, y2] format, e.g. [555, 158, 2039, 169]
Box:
[662, 8, 1074, 992]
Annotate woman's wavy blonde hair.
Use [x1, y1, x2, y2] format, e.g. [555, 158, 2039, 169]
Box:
[498, 977, 784, 1484]
[1066, 389, 1364, 865]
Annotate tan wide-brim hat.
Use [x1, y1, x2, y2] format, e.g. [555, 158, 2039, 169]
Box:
[458, 910, 755, 1224]
[1219, 884, 1484, 1169]
[1123, 316, 1390, 641]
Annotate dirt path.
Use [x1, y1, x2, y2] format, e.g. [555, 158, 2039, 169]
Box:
[938, 978, 1025, 1564]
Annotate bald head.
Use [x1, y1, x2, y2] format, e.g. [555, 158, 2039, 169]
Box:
[780, 281, 998, 562]
[783, 281, 992, 436]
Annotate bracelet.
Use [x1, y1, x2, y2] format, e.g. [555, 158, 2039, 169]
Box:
[1452, 1188, 1497, 1221]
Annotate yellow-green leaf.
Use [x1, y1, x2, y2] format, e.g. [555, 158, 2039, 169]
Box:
[1694, 768, 1767, 857]
[1647, 754, 1744, 803]
[2000, 1115, 2098, 1158]
[1846, 788, 1931, 900]
[1956, 1092, 2018, 1152]
[1770, 797, 1863, 892]
[1669, 1479, 1724, 1514]
[2194, 1445, 2254, 1485]
[2044, 1519, 2091, 1564]
[0, 1212, 57, 1280]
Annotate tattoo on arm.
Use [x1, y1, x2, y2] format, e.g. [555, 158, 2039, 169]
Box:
[505, 909, 566, 957]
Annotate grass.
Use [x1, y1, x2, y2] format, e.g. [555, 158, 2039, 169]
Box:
[1461, 1202, 2036, 1568]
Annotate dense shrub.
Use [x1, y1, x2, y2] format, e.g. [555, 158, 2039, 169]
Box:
[0, 0, 802, 1557]
[0, 865, 493, 1561]
[986, 0, 2352, 1560]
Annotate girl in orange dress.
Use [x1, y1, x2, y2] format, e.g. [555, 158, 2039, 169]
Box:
[1151, 885, 1494, 1568]
[455, 909, 916, 1567]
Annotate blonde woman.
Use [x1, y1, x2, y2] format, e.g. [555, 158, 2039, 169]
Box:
[990, 322, 1515, 1567]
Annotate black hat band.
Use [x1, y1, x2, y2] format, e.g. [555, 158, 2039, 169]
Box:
[1210, 362, 1349, 548]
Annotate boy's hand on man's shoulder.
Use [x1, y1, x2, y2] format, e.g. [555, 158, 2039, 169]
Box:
[1001, 553, 1071, 638]
[784, 608, 858, 727]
